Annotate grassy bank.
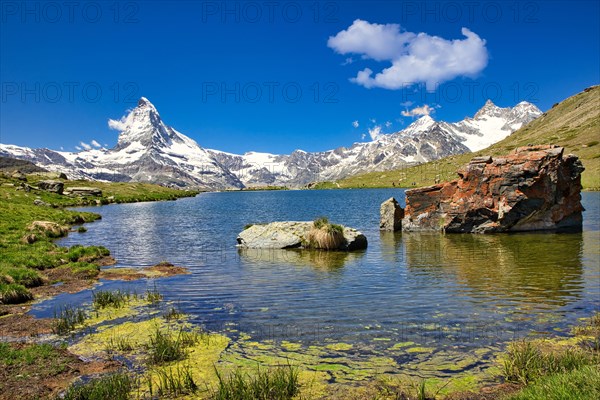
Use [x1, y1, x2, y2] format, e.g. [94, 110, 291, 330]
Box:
[316, 85, 600, 191]
[0, 173, 197, 304]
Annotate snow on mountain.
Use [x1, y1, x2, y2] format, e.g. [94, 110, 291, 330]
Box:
[0, 98, 541, 189]
[446, 100, 542, 151]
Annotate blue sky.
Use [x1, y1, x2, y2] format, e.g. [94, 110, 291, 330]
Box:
[1, 1, 598, 154]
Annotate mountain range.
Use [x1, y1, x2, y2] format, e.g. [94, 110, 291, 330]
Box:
[0, 97, 541, 189]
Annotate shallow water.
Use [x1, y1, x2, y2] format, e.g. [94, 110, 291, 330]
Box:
[32, 189, 600, 377]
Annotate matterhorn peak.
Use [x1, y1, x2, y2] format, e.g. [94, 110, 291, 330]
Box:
[113, 97, 174, 150]
[137, 97, 156, 109]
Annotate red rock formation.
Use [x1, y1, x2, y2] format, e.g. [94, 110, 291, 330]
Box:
[402, 145, 585, 233]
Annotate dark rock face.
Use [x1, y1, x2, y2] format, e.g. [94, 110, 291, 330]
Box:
[380, 197, 404, 231]
[402, 145, 585, 233]
[37, 180, 64, 194]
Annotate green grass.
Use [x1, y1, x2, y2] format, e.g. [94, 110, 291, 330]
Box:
[214, 365, 300, 400]
[324, 85, 600, 190]
[52, 304, 87, 335]
[146, 285, 163, 305]
[503, 314, 600, 400]
[61, 371, 134, 400]
[508, 365, 600, 400]
[92, 289, 130, 309]
[0, 342, 62, 367]
[503, 341, 598, 385]
[0, 174, 197, 304]
[147, 365, 198, 397]
[105, 334, 135, 353]
[0, 343, 72, 381]
[0, 282, 33, 303]
[146, 325, 201, 364]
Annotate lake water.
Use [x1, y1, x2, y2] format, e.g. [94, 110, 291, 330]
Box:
[32, 189, 600, 379]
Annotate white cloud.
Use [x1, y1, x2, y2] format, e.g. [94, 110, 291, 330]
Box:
[368, 125, 383, 140]
[400, 101, 414, 107]
[91, 140, 102, 148]
[75, 146, 82, 151]
[108, 116, 128, 131]
[385, 121, 392, 127]
[342, 57, 354, 66]
[79, 141, 92, 151]
[361, 133, 367, 140]
[328, 20, 488, 90]
[401, 104, 435, 117]
[60, 146, 64, 151]
[352, 120, 359, 128]
[369, 118, 376, 124]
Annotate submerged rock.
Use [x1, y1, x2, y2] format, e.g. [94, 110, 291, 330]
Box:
[380, 197, 404, 231]
[402, 145, 585, 233]
[237, 221, 367, 251]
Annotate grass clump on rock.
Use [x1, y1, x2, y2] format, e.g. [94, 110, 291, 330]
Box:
[307, 217, 346, 250]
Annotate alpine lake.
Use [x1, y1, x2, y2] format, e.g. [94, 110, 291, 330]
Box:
[30, 189, 600, 395]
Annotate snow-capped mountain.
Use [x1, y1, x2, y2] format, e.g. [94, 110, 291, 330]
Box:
[0, 98, 541, 189]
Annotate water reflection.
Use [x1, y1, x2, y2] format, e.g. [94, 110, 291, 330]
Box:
[379, 231, 404, 264]
[238, 248, 364, 270]
[401, 232, 584, 307]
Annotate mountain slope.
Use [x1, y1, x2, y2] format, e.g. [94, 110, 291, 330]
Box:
[0, 98, 541, 189]
[0, 156, 48, 174]
[327, 85, 600, 190]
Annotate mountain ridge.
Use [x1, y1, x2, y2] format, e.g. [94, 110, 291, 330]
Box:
[325, 85, 600, 190]
[0, 97, 541, 189]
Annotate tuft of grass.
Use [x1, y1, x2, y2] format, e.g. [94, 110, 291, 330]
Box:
[146, 284, 163, 305]
[61, 371, 134, 400]
[52, 304, 87, 335]
[66, 244, 110, 263]
[146, 326, 200, 364]
[92, 289, 130, 309]
[307, 217, 346, 250]
[77, 226, 87, 233]
[508, 365, 600, 400]
[0, 282, 33, 304]
[147, 365, 198, 397]
[503, 340, 599, 385]
[214, 365, 299, 400]
[105, 334, 135, 354]
[0, 266, 44, 287]
[63, 261, 101, 278]
[164, 305, 183, 321]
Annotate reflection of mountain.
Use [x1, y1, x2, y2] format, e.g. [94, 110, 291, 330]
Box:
[238, 248, 364, 270]
[401, 233, 584, 307]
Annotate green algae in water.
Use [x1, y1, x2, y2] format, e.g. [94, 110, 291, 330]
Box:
[325, 343, 353, 351]
[389, 341, 415, 350]
[281, 341, 302, 351]
[406, 347, 435, 353]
